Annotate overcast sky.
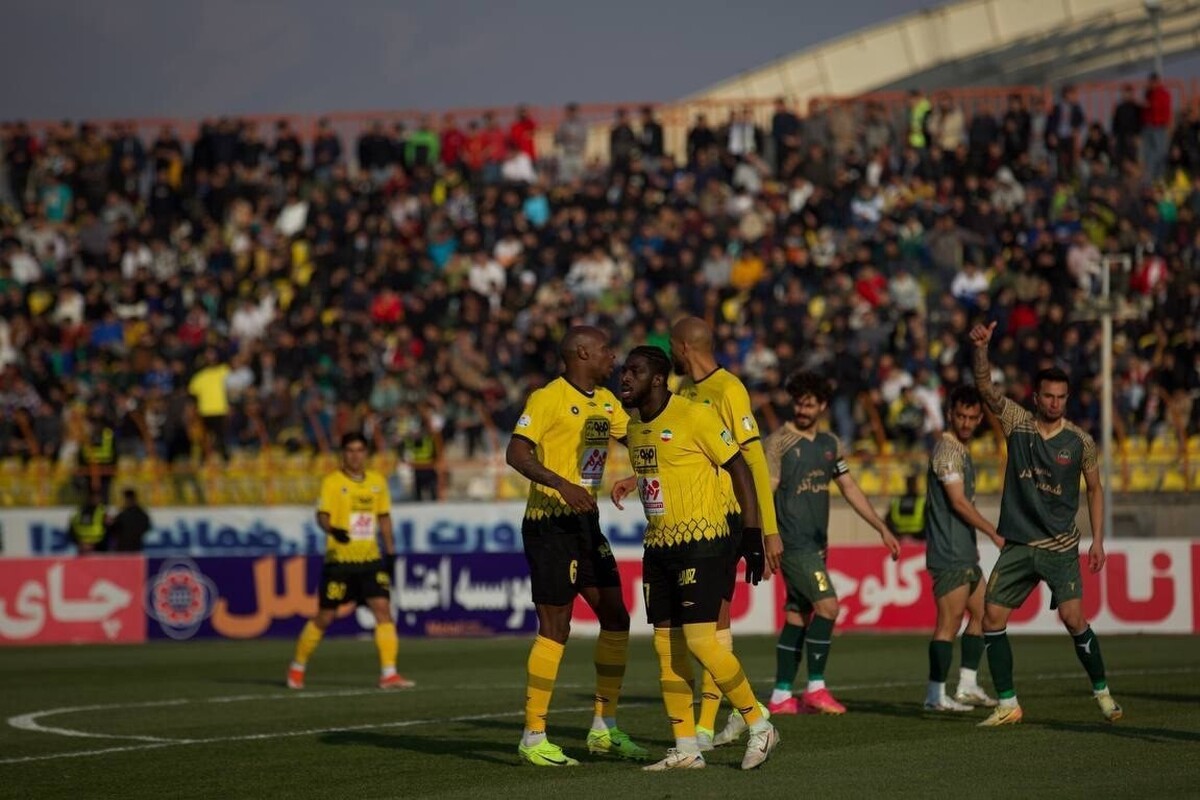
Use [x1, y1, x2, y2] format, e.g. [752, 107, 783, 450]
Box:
[0, 1, 1192, 121]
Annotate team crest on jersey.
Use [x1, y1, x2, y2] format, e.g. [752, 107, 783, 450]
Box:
[720, 429, 734, 445]
[517, 414, 532, 428]
[570, 406, 580, 415]
[824, 450, 834, 461]
[741, 415, 754, 432]
[1056, 449, 1072, 465]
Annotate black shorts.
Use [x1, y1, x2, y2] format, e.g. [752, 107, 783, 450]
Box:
[319, 560, 391, 609]
[643, 544, 730, 627]
[723, 512, 743, 602]
[521, 511, 621, 606]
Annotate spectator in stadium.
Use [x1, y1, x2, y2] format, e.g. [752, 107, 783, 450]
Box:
[1143, 72, 1173, 182]
[108, 487, 152, 552]
[187, 349, 231, 462]
[554, 102, 588, 183]
[886, 472, 926, 539]
[69, 489, 109, 555]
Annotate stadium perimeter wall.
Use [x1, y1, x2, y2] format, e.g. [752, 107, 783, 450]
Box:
[1, 503, 1197, 646]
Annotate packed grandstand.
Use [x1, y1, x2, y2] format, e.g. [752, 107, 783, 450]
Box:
[1, 78, 1199, 507]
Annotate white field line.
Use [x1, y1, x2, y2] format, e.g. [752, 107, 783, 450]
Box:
[2, 665, 1195, 766]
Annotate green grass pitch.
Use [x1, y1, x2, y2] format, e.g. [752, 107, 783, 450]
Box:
[1, 634, 1198, 799]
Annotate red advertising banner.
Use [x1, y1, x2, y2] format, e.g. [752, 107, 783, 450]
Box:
[0, 557, 147, 644]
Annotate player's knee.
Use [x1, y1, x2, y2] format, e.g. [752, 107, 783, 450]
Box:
[813, 599, 838, 620]
[982, 604, 1008, 631]
[1058, 607, 1087, 635]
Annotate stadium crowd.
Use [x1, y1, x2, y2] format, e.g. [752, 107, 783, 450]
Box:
[1, 76, 1199, 496]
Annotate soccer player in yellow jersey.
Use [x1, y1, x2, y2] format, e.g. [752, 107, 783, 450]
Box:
[619, 346, 780, 771]
[615, 316, 781, 748]
[287, 433, 411, 690]
[506, 327, 648, 767]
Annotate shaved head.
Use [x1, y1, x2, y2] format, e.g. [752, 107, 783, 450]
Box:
[560, 326, 607, 363]
[670, 316, 714, 355]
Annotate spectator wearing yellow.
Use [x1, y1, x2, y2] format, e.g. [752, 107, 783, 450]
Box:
[188, 348, 231, 461]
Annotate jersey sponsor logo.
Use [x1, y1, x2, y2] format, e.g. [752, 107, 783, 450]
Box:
[631, 445, 659, 470]
[660, 429, 673, 442]
[720, 429, 734, 445]
[1056, 449, 1072, 465]
[583, 418, 610, 442]
[741, 415, 754, 432]
[638, 476, 665, 516]
[677, 568, 696, 586]
[517, 414, 532, 428]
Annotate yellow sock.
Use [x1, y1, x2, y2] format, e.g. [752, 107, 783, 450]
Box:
[525, 636, 565, 733]
[374, 621, 398, 672]
[684, 622, 762, 726]
[697, 628, 734, 731]
[594, 629, 628, 720]
[654, 627, 696, 740]
[292, 620, 325, 667]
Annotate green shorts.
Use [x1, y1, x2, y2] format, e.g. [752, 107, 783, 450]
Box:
[929, 565, 983, 599]
[985, 543, 1082, 610]
[781, 550, 837, 614]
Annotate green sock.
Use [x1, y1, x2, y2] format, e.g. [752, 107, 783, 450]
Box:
[1071, 627, 1108, 692]
[928, 640, 953, 683]
[984, 629, 1015, 699]
[960, 633, 985, 671]
[774, 623, 805, 690]
[805, 616, 835, 681]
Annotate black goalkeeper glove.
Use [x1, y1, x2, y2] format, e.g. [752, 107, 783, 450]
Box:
[740, 526, 765, 585]
[328, 527, 351, 544]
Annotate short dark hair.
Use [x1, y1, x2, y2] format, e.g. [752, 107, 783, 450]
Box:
[948, 385, 983, 409]
[1034, 367, 1071, 394]
[627, 345, 671, 379]
[341, 432, 369, 449]
[785, 371, 832, 404]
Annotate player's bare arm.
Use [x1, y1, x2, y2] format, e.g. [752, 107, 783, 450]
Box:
[378, 513, 394, 557]
[1083, 466, 1106, 574]
[943, 479, 1003, 548]
[506, 435, 597, 513]
[969, 322, 1006, 414]
[836, 472, 901, 559]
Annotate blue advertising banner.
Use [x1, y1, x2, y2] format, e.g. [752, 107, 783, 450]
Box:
[142, 553, 539, 641]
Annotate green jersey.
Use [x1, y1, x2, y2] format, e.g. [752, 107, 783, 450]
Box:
[764, 424, 848, 553]
[925, 433, 978, 570]
[996, 399, 1098, 551]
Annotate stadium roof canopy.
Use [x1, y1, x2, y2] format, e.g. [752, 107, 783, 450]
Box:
[687, 0, 1200, 102]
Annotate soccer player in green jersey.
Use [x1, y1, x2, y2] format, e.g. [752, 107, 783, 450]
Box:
[506, 327, 648, 766]
[922, 386, 1005, 712]
[970, 322, 1122, 726]
[620, 346, 780, 771]
[762, 372, 902, 715]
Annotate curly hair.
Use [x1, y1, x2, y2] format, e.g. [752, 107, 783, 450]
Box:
[784, 371, 832, 405]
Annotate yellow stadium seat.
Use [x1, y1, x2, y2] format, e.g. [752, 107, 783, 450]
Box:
[855, 468, 882, 496]
[1188, 436, 1200, 456]
[1125, 465, 1159, 492]
[976, 469, 1002, 494]
[883, 470, 906, 495]
[1160, 469, 1187, 492]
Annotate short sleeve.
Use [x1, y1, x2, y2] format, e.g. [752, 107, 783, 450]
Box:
[1080, 432, 1099, 472]
[996, 396, 1031, 437]
[513, 385, 557, 444]
[317, 474, 337, 514]
[608, 396, 630, 440]
[763, 430, 785, 483]
[376, 474, 392, 514]
[692, 407, 740, 467]
[932, 440, 965, 484]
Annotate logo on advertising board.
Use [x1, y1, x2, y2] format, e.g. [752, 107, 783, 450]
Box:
[0, 558, 146, 645]
[145, 558, 218, 640]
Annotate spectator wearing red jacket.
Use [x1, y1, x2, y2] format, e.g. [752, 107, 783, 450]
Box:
[508, 105, 537, 160]
[1142, 72, 1172, 181]
[440, 113, 466, 174]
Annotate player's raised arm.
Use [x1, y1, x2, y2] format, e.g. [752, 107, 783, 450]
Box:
[969, 322, 1006, 415]
[506, 435, 597, 513]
